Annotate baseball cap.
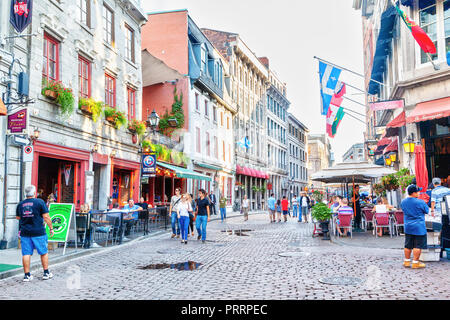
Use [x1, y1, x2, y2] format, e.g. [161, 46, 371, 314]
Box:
[407, 185, 422, 195]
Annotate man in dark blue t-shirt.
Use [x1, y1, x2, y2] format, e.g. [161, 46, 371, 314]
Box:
[401, 185, 429, 270]
[195, 189, 211, 243]
[16, 185, 54, 282]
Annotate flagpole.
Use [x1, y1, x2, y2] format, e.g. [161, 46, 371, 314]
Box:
[339, 105, 366, 118]
[343, 82, 366, 94]
[343, 96, 368, 109]
[342, 111, 366, 124]
[314, 56, 391, 89]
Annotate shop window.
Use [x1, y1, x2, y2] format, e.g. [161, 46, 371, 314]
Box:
[112, 170, 133, 207]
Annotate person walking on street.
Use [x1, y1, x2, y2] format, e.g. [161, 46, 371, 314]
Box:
[276, 199, 282, 222]
[242, 195, 250, 221]
[219, 195, 227, 222]
[281, 196, 289, 222]
[177, 194, 193, 244]
[267, 193, 276, 223]
[292, 195, 299, 218]
[430, 178, 450, 256]
[300, 192, 311, 223]
[16, 185, 54, 282]
[195, 189, 211, 243]
[209, 191, 217, 216]
[189, 194, 196, 237]
[169, 188, 182, 239]
[401, 185, 430, 269]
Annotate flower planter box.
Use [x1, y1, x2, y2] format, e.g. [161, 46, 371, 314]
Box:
[44, 90, 57, 100]
[80, 104, 93, 115]
[128, 128, 137, 134]
[106, 116, 115, 124]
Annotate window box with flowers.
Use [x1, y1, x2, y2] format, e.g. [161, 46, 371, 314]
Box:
[128, 119, 147, 138]
[41, 80, 75, 117]
[104, 106, 127, 129]
[78, 98, 104, 123]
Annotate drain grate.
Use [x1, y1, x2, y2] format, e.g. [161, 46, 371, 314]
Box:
[318, 276, 363, 286]
[278, 251, 311, 258]
[139, 261, 202, 271]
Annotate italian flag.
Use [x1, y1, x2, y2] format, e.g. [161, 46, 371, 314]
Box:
[394, 2, 436, 54]
[326, 105, 345, 138]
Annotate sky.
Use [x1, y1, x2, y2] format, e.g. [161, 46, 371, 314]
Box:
[141, 0, 366, 163]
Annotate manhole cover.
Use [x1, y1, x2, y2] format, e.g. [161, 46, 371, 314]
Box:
[278, 251, 311, 258]
[318, 276, 363, 286]
[138, 261, 202, 271]
[157, 248, 194, 255]
[221, 229, 253, 237]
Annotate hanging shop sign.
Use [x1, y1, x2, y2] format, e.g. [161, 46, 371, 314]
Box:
[141, 153, 157, 178]
[10, 0, 33, 34]
[7, 108, 28, 135]
[369, 99, 405, 111]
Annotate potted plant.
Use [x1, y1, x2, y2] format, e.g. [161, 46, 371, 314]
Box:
[42, 80, 75, 117]
[78, 98, 104, 123]
[104, 106, 127, 129]
[311, 203, 333, 240]
[128, 119, 147, 138]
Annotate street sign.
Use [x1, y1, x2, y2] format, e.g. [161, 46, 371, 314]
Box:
[23, 144, 33, 162]
[12, 135, 30, 146]
[7, 108, 28, 135]
[141, 153, 156, 177]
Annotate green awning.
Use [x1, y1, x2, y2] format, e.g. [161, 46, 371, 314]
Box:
[158, 163, 212, 182]
[194, 162, 222, 171]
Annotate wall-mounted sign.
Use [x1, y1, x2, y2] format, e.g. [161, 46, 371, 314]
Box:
[141, 153, 156, 178]
[23, 145, 33, 162]
[370, 99, 405, 111]
[7, 108, 28, 135]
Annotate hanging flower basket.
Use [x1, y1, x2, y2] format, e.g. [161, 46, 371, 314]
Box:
[104, 106, 127, 129]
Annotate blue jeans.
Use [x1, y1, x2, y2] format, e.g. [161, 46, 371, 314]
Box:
[196, 215, 208, 241]
[293, 205, 298, 217]
[220, 208, 227, 221]
[301, 206, 309, 222]
[179, 216, 190, 241]
[171, 212, 180, 235]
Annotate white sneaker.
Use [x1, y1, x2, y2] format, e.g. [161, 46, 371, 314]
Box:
[91, 242, 102, 248]
[42, 272, 53, 280]
[23, 274, 33, 282]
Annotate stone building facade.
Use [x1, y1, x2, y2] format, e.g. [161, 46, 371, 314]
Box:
[288, 113, 309, 198]
[307, 134, 333, 190]
[0, 0, 146, 248]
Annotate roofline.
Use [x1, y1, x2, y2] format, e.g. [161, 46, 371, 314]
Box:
[288, 113, 309, 131]
[201, 28, 239, 36]
[147, 9, 188, 16]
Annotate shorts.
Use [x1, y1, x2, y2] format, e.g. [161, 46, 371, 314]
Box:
[283, 210, 289, 216]
[405, 234, 427, 250]
[21, 235, 48, 256]
[269, 209, 275, 215]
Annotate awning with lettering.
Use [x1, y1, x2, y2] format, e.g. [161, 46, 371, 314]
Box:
[406, 97, 450, 123]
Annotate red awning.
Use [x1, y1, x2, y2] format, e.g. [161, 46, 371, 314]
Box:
[387, 111, 406, 128]
[377, 137, 394, 147]
[407, 97, 450, 123]
[383, 138, 399, 154]
[236, 166, 268, 179]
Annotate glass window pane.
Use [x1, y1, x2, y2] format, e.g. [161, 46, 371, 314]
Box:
[445, 17, 450, 37]
[420, 5, 436, 26]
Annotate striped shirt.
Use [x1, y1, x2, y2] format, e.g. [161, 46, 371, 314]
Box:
[431, 186, 450, 215]
[338, 206, 354, 216]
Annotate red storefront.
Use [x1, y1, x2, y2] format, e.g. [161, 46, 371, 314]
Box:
[110, 157, 140, 207]
[31, 141, 89, 211]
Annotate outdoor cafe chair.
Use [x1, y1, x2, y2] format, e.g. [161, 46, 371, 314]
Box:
[361, 209, 375, 231]
[337, 214, 353, 239]
[392, 211, 405, 237]
[91, 213, 116, 247]
[75, 214, 88, 247]
[373, 212, 393, 238]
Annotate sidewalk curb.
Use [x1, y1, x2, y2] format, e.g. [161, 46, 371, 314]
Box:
[0, 212, 265, 281]
[329, 235, 404, 250]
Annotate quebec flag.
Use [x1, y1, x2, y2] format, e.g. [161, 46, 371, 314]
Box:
[319, 61, 342, 115]
[237, 136, 252, 150]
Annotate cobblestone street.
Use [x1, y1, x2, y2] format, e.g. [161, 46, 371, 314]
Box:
[1, 214, 449, 300]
